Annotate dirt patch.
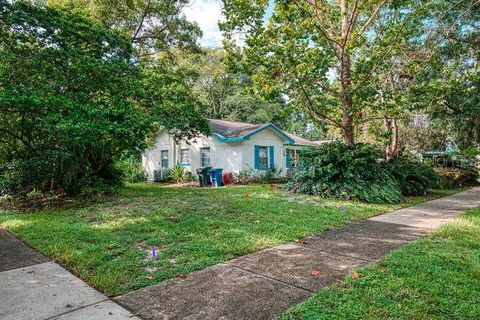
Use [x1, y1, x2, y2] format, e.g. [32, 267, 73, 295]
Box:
[1, 192, 116, 212]
[134, 241, 168, 256]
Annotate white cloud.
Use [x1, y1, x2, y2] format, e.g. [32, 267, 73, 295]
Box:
[183, 0, 225, 48]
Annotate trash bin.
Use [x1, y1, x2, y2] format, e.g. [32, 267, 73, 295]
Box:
[196, 167, 212, 187]
[210, 168, 223, 187]
[222, 172, 233, 185]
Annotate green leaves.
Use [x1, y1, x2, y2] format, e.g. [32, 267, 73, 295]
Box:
[47, 0, 202, 54]
[383, 158, 439, 196]
[286, 143, 402, 204]
[0, 1, 208, 196]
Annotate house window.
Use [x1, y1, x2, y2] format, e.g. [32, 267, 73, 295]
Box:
[287, 149, 301, 168]
[179, 148, 190, 165]
[255, 145, 274, 170]
[200, 147, 211, 167]
[161, 150, 169, 168]
[258, 146, 268, 168]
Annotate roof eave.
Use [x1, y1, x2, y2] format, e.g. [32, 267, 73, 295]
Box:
[212, 124, 295, 144]
[211, 133, 246, 142]
[288, 143, 318, 147]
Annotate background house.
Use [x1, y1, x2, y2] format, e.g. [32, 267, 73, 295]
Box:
[142, 119, 324, 181]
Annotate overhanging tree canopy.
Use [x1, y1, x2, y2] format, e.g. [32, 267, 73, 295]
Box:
[220, 0, 478, 145]
[0, 1, 208, 195]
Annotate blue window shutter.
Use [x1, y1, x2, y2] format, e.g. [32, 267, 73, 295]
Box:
[286, 149, 291, 169]
[269, 146, 274, 169]
[254, 145, 260, 169]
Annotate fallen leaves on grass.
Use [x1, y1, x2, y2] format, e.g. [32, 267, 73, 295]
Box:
[310, 269, 321, 276]
[269, 184, 282, 190]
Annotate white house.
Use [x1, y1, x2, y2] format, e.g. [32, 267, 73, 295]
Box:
[142, 119, 324, 181]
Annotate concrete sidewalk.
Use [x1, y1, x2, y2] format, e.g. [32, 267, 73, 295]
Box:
[115, 187, 480, 320]
[0, 230, 140, 320]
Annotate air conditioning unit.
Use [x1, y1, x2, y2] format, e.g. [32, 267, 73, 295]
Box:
[153, 169, 170, 182]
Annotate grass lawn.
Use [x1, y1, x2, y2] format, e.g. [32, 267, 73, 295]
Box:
[0, 183, 464, 296]
[280, 206, 480, 320]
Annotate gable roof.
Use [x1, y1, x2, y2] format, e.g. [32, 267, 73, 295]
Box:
[284, 132, 327, 146]
[209, 119, 264, 138]
[208, 119, 323, 146]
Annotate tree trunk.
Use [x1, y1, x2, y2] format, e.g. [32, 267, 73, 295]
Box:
[340, 0, 355, 144]
[341, 106, 354, 144]
[384, 116, 398, 160]
[340, 59, 354, 144]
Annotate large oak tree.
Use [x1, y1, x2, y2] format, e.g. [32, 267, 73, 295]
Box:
[221, 0, 477, 146]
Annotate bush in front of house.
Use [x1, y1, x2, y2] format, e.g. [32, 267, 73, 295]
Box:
[286, 142, 402, 204]
[170, 165, 195, 183]
[383, 158, 439, 196]
[115, 156, 146, 183]
[435, 167, 479, 189]
[234, 167, 285, 184]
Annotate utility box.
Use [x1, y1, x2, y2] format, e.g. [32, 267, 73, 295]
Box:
[153, 169, 170, 182]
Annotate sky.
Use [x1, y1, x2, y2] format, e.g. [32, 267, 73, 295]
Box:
[183, 0, 274, 48]
[183, 0, 225, 48]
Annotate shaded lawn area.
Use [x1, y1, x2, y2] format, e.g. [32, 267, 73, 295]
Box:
[0, 183, 463, 296]
[280, 206, 480, 320]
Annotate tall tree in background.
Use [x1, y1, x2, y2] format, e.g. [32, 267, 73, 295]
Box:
[362, 0, 480, 158]
[221, 0, 478, 147]
[178, 48, 290, 126]
[421, 1, 480, 149]
[47, 0, 202, 54]
[221, 0, 412, 144]
[48, 0, 209, 136]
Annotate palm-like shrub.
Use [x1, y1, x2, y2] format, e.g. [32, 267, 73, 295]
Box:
[286, 143, 402, 204]
[383, 158, 438, 196]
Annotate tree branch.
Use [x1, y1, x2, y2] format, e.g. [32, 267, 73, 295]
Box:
[299, 84, 343, 128]
[291, 0, 340, 55]
[131, 0, 152, 43]
[357, 0, 388, 36]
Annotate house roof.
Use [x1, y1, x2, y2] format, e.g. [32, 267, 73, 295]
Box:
[284, 132, 327, 146]
[208, 119, 324, 146]
[209, 119, 264, 138]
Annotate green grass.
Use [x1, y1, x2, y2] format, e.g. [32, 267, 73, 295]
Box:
[0, 183, 464, 296]
[280, 206, 480, 320]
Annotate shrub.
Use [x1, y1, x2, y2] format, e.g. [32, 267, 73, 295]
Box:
[435, 167, 479, 189]
[234, 167, 285, 184]
[169, 165, 195, 183]
[0, 3, 145, 197]
[115, 157, 146, 183]
[383, 158, 438, 196]
[286, 143, 402, 204]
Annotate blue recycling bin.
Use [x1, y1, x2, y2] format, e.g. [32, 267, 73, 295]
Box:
[210, 168, 223, 187]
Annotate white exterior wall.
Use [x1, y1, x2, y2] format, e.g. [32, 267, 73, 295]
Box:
[142, 131, 244, 181]
[142, 131, 174, 181]
[241, 128, 286, 172]
[176, 137, 244, 174]
[142, 127, 307, 181]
